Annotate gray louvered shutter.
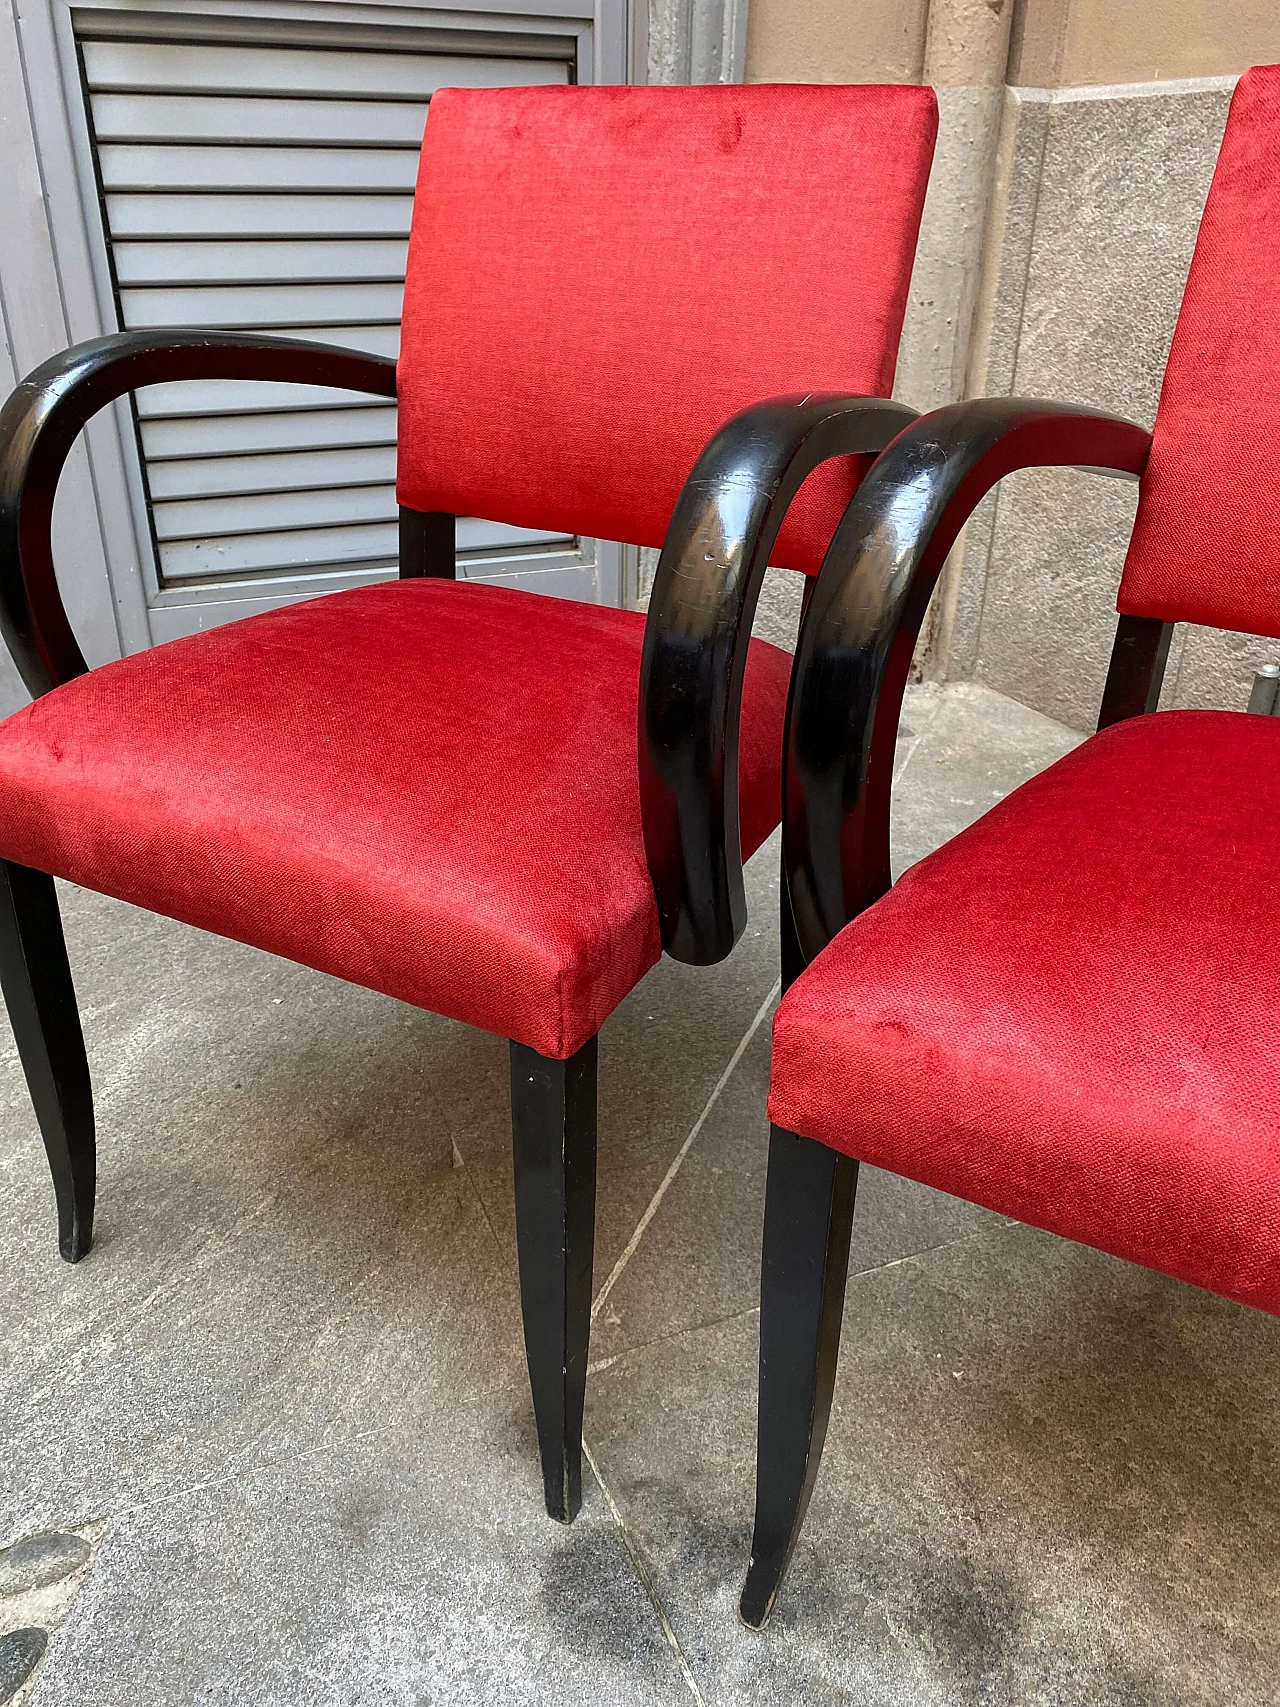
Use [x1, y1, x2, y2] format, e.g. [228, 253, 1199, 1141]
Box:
[76, 26, 574, 593]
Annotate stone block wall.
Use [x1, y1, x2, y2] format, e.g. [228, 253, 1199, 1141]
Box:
[740, 0, 1280, 719]
[947, 78, 1277, 729]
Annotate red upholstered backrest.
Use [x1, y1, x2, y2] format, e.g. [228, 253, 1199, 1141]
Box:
[1120, 65, 1280, 637]
[395, 84, 937, 575]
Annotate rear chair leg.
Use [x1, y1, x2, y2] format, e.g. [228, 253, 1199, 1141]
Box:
[740, 1124, 858, 1628]
[510, 1033, 598, 1522]
[0, 860, 95, 1261]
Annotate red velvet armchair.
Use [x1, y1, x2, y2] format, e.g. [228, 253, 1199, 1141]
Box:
[0, 85, 938, 1524]
[741, 64, 1280, 1626]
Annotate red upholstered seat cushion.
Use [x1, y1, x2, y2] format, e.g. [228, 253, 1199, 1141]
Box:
[0, 580, 791, 1059]
[770, 711, 1280, 1314]
[396, 83, 937, 575]
[1120, 64, 1280, 637]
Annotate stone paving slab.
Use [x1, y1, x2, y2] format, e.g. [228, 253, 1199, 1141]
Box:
[3, 682, 1268, 1704]
[0, 966, 524, 1532]
[27, 1407, 688, 1707]
[586, 1226, 1280, 1707]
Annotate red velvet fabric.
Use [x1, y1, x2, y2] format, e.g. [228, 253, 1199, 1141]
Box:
[1120, 65, 1280, 637]
[770, 711, 1280, 1315]
[396, 84, 937, 576]
[0, 581, 791, 1059]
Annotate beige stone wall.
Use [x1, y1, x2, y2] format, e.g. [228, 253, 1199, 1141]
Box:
[956, 0, 1280, 725]
[1011, 0, 1280, 89]
[744, 0, 927, 85]
[746, 0, 1280, 90]
[951, 82, 1240, 727]
[741, 1, 1280, 710]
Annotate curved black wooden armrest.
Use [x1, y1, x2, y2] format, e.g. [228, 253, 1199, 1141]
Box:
[638, 392, 919, 967]
[0, 329, 398, 697]
[783, 396, 1152, 964]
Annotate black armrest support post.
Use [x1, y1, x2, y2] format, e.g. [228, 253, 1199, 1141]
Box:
[639, 393, 919, 967]
[398, 507, 456, 580]
[0, 329, 397, 698]
[784, 397, 1152, 965]
[1096, 613, 1173, 729]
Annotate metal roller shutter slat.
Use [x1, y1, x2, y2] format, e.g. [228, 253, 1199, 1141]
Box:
[140, 406, 399, 460]
[113, 239, 409, 285]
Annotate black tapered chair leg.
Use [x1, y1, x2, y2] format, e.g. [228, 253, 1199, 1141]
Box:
[0, 860, 95, 1262]
[740, 1124, 858, 1628]
[510, 1032, 598, 1523]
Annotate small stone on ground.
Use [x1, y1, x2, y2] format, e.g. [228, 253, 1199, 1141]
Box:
[0, 1630, 46, 1704]
[0, 1538, 89, 1601]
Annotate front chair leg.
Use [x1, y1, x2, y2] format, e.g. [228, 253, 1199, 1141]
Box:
[509, 1033, 598, 1522]
[740, 1124, 858, 1628]
[0, 860, 95, 1261]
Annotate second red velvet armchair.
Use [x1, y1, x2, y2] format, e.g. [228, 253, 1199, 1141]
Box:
[739, 64, 1280, 1626]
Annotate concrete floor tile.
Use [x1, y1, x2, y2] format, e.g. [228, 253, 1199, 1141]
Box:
[26, 1398, 691, 1707]
[0, 902, 523, 1533]
[892, 682, 1081, 874]
[586, 1225, 1280, 1707]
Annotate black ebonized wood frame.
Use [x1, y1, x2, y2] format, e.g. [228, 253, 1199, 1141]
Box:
[639, 393, 917, 967]
[782, 398, 1154, 963]
[510, 1036, 598, 1522]
[0, 329, 398, 698]
[742, 397, 1159, 1628]
[398, 506, 456, 579]
[0, 331, 919, 1531]
[0, 859, 94, 1260]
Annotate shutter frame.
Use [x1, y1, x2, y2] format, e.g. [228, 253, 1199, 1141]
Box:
[76, 19, 578, 592]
